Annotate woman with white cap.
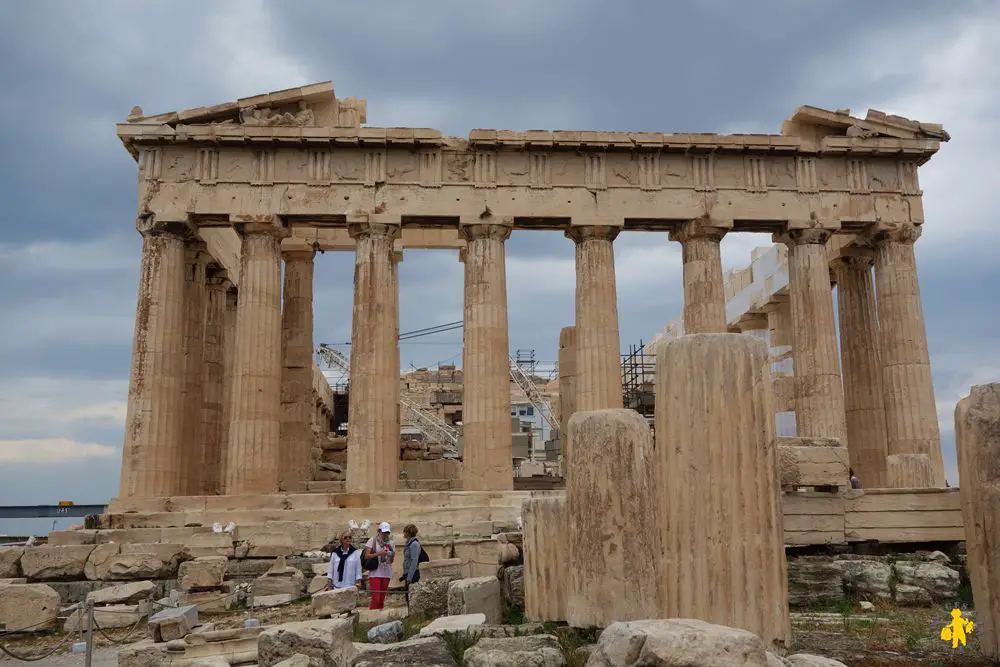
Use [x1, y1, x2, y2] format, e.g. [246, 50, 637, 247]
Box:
[362, 521, 395, 609]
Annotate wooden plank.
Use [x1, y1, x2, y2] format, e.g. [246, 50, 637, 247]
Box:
[845, 510, 962, 530]
[848, 526, 966, 543]
[782, 493, 845, 516]
[845, 488, 960, 513]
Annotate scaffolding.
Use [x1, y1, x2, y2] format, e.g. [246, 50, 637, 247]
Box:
[515, 349, 537, 377]
[621, 339, 657, 419]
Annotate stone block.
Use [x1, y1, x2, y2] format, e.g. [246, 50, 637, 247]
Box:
[590, 619, 769, 666]
[0, 583, 61, 632]
[273, 656, 312, 667]
[367, 620, 404, 644]
[242, 532, 297, 558]
[466, 623, 545, 640]
[255, 557, 306, 597]
[64, 604, 143, 632]
[0, 578, 26, 585]
[178, 556, 229, 591]
[418, 613, 486, 636]
[356, 607, 408, 624]
[83, 542, 121, 580]
[419, 557, 463, 580]
[892, 561, 960, 603]
[47, 530, 98, 546]
[184, 533, 235, 558]
[522, 496, 567, 623]
[20, 545, 96, 581]
[447, 576, 502, 624]
[254, 593, 295, 608]
[786, 558, 844, 607]
[0, 546, 24, 578]
[833, 559, 892, 600]
[784, 656, 849, 667]
[120, 543, 189, 572]
[87, 580, 157, 606]
[308, 575, 330, 594]
[777, 437, 849, 487]
[350, 635, 454, 666]
[257, 617, 355, 667]
[463, 635, 564, 667]
[409, 577, 453, 619]
[311, 587, 357, 617]
[98, 551, 181, 581]
[149, 604, 198, 642]
[182, 588, 237, 613]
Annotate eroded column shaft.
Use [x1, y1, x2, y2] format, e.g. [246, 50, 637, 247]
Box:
[522, 496, 567, 622]
[180, 244, 207, 495]
[461, 224, 513, 491]
[346, 223, 400, 493]
[871, 224, 944, 487]
[199, 269, 228, 496]
[670, 221, 728, 334]
[766, 298, 797, 437]
[119, 220, 189, 498]
[567, 226, 623, 412]
[834, 256, 889, 488]
[280, 245, 316, 487]
[655, 333, 790, 649]
[567, 409, 660, 627]
[218, 286, 238, 491]
[225, 222, 286, 494]
[780, 230, 848, 443]
[956, 383, 1000, 658]
[557, 326, 577, 468]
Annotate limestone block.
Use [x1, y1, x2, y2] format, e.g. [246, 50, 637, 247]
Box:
[447, 576, 502, 624]
[956, 383, 1000, 658]
[784, 655, 849, 667]
[893, 561, 960, 602]
[20, 545, 96, 581]
[87, 580, 156, 606]
[184, 533, 235, 557]
[833, 559, 892, 600]
[566, 409, 659, 628]
[777, 437, 849, 487]
[0, 546, 23, 578]
[588, 619, 769, 667]
[257, 617, 355, 667]
[307, 575, 330, 594]
[243, 532, 297, 558]
[182, 589, 237, 613]
[786, 558, 844, 607]
[367, 620, 404, 644]
[466, 623, 545, 641]
[255, 557, 306, 597]
[419, 557, 463, 580]
[887, 453, 933, 488]
[418, 613, 486, 636]
[350, 635, 454, 666]
[0, 578, 26, 585]
[499, 565, 524, 609]
[83, 542, 121, 580]
[655, 334, 790, 649]
[522, 496, 566, 622]
[356, 607, 408, 624]
[463, 635, 564, 667]
[409, 577, 453, 618]
[121, 543, 189, 570]
[47, 530, 98, 546]
[0, 583, 61, 632]
[149, 604, 199, 643]
[64, 604, 143, 632]
[98, 552, 180, 581]
[273, 656, 312, 667]
[178, 556, 229, 591]
[311, 587, 358, 617]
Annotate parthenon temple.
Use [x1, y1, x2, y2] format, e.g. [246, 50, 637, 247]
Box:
[113, 80, 948, 510]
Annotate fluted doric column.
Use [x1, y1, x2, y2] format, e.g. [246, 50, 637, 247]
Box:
[557, 327, 577, 468]
[669, 219, 729, 333]
[461, 223, 513, 491]
[833, 254, 889, 488]
[867, 223, 944, 487]
[566, 225, 623, 412]
[218, 286, 238, 490]
[280, 241, 316, 488]
[180, 242, 208, 495]
[391, 250, 402, 459]
[119, 217, 190, 498]
[224, 218, 288, 494]
[775, 228, 848, 444]
[765, 297, 797, 437]
[199, 266, 229, 495]
[346, 222, 400, 493]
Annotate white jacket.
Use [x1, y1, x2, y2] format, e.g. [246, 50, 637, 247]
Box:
[327, 548, 362, 589]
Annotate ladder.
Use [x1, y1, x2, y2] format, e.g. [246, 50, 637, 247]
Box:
[508, 355, 558, 431]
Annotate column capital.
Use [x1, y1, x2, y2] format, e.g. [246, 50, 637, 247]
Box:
[136, 214, 192, 239]
[862, 222, 922, 247]
[566, 225, 619, 244]
[772, 228, 833, 246]
[281, 238, 316, 262]
[459, 223, 512, 243]
[668, 219, 730, 244]
[831, 254, 874, 274]
[391, 250, 404, 264]
[233, 215, 290, 239]
[347, 221, 400, 242]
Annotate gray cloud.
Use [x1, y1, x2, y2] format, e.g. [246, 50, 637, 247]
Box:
[0, 0, 996, 526]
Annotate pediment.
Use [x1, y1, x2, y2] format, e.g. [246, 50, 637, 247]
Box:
[124, 81, 367, 129]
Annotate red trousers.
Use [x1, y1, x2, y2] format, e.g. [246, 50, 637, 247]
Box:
[369, 576, 390, 609]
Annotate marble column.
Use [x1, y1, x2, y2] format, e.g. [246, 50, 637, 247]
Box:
[199, 266, 228, 496]
[119, 217, 190, 498]
[833, 254, 889, 489]
[765, 298, 797, 437]
[224, 219, 287, 494]
[775, 229, 848, 444]
[669, 220, 728, 333]
[557, 326, 577, 468]
[345, 222, 400, 493]
[868, 223, 945, 487]
[180, 242, 208, 495]
[566, 225, 623, 412]
[219, 286, 238, 491]
[391, 250, 402, 460]
[461, 224, 513, 491]
[280, 242, 316, 488]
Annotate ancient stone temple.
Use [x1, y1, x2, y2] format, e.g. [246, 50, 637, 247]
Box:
[113, 80, 947, 510]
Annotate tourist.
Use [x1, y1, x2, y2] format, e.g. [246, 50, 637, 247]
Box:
[363, 522, 395, 609]
[849, 468, 861, 489]
[400, 524, 428, 586]
[326, 530, 362, 590]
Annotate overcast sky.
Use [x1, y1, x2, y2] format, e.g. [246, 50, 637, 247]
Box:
[1, 0, 997, 535]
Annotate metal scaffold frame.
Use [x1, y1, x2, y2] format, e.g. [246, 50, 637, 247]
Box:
[621, 339, 657, 419]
